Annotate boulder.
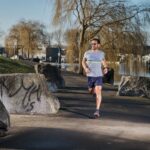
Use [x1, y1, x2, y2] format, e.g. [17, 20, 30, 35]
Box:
[117, 76, 150, 99]
[0, 101, 10, 136]
[0, 73, 60, 114]
[36, 64, 65, 92]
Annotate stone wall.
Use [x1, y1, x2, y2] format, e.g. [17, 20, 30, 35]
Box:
[0, 73, 60, 114]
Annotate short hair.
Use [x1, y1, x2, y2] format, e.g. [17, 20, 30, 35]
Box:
[91, 38, 100, 44]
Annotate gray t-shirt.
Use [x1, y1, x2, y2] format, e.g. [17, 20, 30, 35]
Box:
[83, 50, 105, 77]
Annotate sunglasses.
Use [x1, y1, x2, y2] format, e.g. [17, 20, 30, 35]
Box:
[91, 43, 97, 45]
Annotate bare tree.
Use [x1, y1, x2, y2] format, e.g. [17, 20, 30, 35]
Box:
[52, 0, 150, 73]
[5, 20, 46, 58]
[53, 29, 63, 47]
[64, 28, 79, 63]
[44, 32, 54, 47]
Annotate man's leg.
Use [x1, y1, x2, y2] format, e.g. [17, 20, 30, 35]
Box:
[87, 77, 95, 94]
[93, 85, 102, 117]
[88, 87, 95, 94]
[95, 86, 102, 110]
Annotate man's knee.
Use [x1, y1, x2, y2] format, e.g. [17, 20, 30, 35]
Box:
[95, 86, 102, 91]
[88, 88, 92, 93]
[95, 92, 102, 100]
[88, 88, 95, 94]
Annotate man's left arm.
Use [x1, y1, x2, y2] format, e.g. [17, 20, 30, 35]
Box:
[101, 59, 109, 74]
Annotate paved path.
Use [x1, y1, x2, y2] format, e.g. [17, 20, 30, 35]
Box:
[0, 71, 150, 150]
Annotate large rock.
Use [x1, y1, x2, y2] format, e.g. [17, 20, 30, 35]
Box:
[36, 64, 65, 92]
[117, 76, 150, 98]
[0, 73, 60, 114]
[0, 101, 10, 136]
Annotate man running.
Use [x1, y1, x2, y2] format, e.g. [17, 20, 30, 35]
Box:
[82, 38, 108, 118]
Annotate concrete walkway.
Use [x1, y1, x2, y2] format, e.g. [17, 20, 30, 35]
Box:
[0, 71, 150, 150]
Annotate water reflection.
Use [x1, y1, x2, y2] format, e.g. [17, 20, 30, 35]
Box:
[119, 54, 150, 77]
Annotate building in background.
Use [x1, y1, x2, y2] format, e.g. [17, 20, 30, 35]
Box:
[0, 47, 5, 55]
[46, 46, 62, 63]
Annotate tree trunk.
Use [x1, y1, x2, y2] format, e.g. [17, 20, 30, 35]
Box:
[78, 27, 86, 74]
[28, 48, 30, 59]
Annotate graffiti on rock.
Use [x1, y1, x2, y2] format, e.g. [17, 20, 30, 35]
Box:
[0, 77, 42, 112]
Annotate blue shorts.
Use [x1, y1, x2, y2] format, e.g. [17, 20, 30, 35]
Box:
[87, 76, 103, 88]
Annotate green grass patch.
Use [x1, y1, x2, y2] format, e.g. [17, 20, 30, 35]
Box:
[0, 56, 35, 73]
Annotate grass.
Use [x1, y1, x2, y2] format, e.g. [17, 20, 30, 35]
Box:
[0, 56, 35, 74]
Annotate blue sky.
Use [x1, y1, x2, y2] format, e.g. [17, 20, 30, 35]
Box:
[0, 0, 149, 46]
[0, 0, 53, 46]
[0, 0, 52, 28]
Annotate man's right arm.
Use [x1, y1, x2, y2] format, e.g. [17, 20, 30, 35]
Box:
[82, 57, 90, 74]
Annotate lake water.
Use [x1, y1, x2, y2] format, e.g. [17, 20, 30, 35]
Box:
[119, 55, 150, 77]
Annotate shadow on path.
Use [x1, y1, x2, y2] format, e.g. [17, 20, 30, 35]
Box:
[0, 127, 150, 150]
[54, 72, 150, 123]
